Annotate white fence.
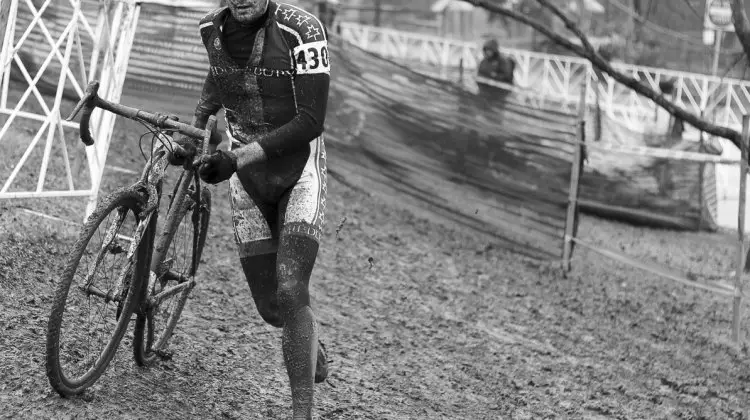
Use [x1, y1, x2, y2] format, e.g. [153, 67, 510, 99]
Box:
[339, 23, 750, 132]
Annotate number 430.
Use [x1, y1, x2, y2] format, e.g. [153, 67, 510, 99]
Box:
[297, 46, 329, 70]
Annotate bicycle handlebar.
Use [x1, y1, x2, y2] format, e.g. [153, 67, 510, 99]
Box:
[66, 81, 216, 151]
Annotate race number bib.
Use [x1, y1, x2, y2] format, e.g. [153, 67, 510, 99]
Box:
[294, 41, 331, 75]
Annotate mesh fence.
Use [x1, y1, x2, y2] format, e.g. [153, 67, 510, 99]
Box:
[578, 107, 719, 231]
[327, 41, 580, 259]
[423, 68, 721, 232]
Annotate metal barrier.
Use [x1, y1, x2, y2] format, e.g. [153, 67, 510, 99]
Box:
[0, 0, 140, 216]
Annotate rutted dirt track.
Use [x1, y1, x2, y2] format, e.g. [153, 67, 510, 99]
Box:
[2, 106, 750, 418]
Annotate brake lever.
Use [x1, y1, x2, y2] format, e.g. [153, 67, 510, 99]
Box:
[66, 81, 99, 121]
[190, 116, 218, 169]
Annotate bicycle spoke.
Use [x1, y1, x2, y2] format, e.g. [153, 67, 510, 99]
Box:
[57, 207, 139, 381]
[83, 209, 127, 289]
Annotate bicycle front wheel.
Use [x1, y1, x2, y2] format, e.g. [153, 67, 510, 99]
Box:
[46, 186, 151, 396]
[133, 174, 211, 366]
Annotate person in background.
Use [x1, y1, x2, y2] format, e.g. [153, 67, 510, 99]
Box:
[657, 79, 684, 141]
[476, 38, 515, 97]
[653, 79, 683, 196]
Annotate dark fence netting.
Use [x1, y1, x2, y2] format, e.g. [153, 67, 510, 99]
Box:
[13, 2, 581, 259]
[451, 73, 720, 232]
[577, 109, 720, 231]
[326, 40, 579, 259]
[12, 1, 209, 99]
[400, 60, 722, 232]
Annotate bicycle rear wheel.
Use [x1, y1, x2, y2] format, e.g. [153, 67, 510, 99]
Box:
[133, 173, 211, 366]
[46, 187, 151, 396]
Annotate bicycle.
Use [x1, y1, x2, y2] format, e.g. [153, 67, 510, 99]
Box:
[45, 81, 218, 397]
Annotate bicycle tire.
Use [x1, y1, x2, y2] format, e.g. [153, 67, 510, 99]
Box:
[133, 180, 211, 366]
[45, 186, 151, 397]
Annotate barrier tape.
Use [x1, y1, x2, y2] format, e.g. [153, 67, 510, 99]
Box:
[571, 236, 738, 297]
[577, 141, 741, 165]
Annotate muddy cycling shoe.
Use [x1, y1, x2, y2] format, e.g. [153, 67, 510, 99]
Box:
[315, 340, 329, 383]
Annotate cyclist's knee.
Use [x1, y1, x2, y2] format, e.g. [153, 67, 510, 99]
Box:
[276, 277, 310, 318]
[255, 297, 283, 328]
[275, 233, 319, 318]
[240, 254, 277, 296]
[239, 254, 283, 327]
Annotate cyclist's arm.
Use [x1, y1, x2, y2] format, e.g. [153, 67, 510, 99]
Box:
[193, 71, 223, 149]
[233, 72, 329, 166]
[233, 20, 331, 166]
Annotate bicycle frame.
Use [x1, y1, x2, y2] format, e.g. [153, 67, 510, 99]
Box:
[68, 80, 217, 316]
[141, 151, 203, 310]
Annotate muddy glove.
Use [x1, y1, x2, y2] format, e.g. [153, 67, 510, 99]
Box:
[167, 134, 197, 166]
[198, 150, 238, 184]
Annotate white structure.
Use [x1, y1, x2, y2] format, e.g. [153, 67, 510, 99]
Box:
[339, 23, 750, 131]
[0, 0, 140, 213]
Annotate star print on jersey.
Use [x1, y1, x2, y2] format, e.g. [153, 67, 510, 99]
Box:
[305, 24, 321, 41]
[280, 7, 296, 22]
[295, 14, 311, 27]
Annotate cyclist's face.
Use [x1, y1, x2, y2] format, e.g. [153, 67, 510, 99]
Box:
[227, 0, 269, 23]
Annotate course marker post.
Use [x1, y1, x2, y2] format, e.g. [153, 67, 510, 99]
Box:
[733, 115, 749, 343]
[562, 88, 586, 272]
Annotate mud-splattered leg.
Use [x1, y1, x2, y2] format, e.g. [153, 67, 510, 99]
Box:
[276, 233, 319, 420]
[240, 254, 283, 328]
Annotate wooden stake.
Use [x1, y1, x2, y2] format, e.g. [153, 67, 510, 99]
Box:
[562, 88, 586, 272]
[698, 110, 706, 231]
[733, 115, 749, 344]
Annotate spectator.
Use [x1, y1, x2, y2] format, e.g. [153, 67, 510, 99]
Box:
[658, 78, 684, 140]
[477, 39, 515, 84]
[476, 39, 515, 99]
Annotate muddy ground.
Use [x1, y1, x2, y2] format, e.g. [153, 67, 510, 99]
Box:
[2, 95, 750, 419]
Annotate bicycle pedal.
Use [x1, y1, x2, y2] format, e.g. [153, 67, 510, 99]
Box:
[155, 258, 175, 277]
[108, 242, 126, 255]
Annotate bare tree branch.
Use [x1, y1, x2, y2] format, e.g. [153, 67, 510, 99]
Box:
[460, 0, 743, 148]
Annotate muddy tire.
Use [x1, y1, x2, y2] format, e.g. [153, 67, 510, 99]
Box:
[45, 187, 150, 397]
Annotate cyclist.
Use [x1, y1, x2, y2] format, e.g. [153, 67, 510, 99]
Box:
[169, 1, 331, 418]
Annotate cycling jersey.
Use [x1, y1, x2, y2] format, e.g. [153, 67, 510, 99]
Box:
[195, 2, 329, 256]
[196, 2, 330, 158]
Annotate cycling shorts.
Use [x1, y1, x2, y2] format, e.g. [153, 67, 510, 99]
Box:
[228, 134, 327, 257]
